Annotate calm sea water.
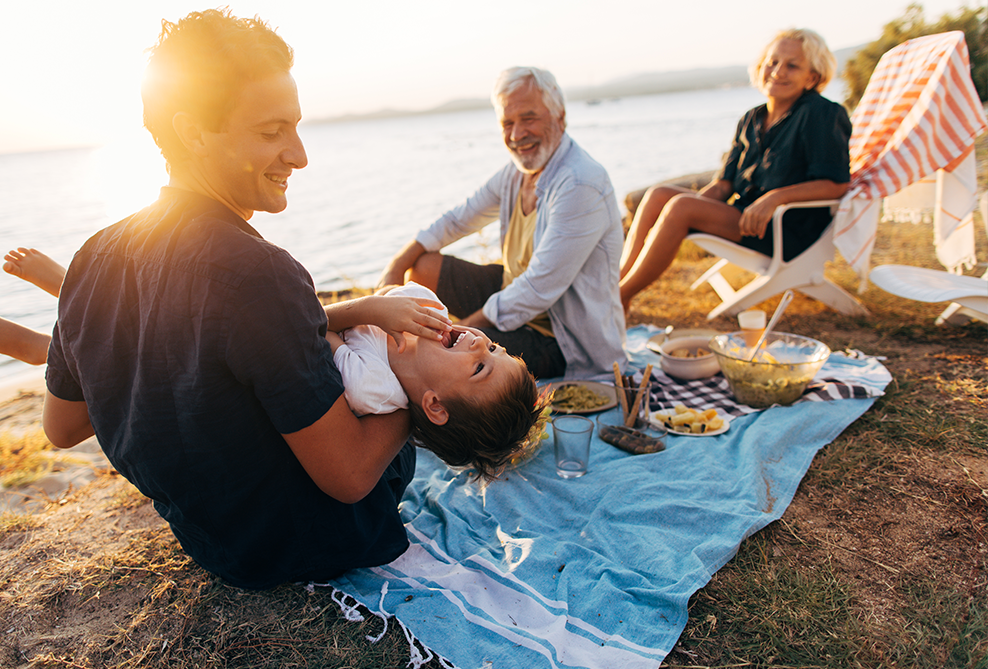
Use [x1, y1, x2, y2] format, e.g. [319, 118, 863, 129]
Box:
[0, 86, 777, 383]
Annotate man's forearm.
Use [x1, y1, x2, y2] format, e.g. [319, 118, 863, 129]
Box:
[283, 397, 411, 504]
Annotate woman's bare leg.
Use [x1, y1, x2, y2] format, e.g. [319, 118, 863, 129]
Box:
[619, 194, 743, 312]
[3, 248, 66, 298]
[620, 186, 694, 279]
[0, 317, 51, 365]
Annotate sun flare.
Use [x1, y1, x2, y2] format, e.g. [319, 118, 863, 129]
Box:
[88, 130, 167, 222]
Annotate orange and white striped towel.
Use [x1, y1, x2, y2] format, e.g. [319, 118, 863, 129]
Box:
[833, 31, 987, 286]
[881, 150, 979, 273]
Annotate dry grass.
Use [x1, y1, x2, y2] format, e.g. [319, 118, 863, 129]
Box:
[0, 138, 985, 669]
[0, 429, 85, 489]
[1, 474, 440, 669]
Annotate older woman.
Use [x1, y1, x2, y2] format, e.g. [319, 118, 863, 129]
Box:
[619, 28, 851, 313]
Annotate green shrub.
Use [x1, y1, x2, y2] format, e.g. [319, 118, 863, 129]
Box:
[842, 3, 987, 110]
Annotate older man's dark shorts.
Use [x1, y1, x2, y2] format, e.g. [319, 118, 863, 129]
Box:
[436, 255, 566, 379]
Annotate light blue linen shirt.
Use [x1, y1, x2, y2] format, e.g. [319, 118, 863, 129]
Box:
[415, 134, 627, 378]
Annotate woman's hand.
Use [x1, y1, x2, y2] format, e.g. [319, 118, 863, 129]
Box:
[738, 192, 780, 239]
[738, 181, 849, 239]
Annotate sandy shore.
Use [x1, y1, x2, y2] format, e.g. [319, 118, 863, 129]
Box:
[0, 366, 109, 515]
[0, 366, 46, 402]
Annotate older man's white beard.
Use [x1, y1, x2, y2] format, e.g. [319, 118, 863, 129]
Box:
[507, 136, 560, 174]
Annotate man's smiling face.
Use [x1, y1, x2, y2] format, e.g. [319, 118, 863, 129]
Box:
[497, 81, 564, 175]
[198, 71, 308, 219]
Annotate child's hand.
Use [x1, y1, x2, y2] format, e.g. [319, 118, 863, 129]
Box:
[370, 295, 451, 353]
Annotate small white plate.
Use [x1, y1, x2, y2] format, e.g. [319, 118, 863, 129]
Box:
[649, 409, 732, 437]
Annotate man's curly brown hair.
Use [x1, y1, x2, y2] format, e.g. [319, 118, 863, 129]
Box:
[141, 8, 293, 168]
[409, 360, 548, 482]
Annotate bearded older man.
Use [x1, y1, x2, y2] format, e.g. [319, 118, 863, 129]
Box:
[379, 67, 626, 379]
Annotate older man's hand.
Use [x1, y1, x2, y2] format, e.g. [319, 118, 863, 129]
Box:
[376, 268, 406, 289]
[457, 309, 493, 329]
[377, 240, 429, 289]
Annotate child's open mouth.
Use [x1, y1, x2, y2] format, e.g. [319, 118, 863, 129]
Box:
[442, 328, 468, 348]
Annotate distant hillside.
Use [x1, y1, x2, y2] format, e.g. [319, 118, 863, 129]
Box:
[309, 45, 861, 125]
[567, 65, 750, 102]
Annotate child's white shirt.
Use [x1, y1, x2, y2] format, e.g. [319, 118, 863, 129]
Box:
[332, 282, 448, 416]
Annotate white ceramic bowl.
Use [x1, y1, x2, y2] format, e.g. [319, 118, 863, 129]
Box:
[659, 335, 720, 380]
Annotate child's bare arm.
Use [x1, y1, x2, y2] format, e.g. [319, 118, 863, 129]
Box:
[324, 294, 451, 352]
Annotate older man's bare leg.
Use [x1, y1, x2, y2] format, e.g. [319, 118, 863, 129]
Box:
[407, 252, 444, 292]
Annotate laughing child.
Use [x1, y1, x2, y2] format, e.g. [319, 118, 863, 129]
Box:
[325, 283, 549, 481]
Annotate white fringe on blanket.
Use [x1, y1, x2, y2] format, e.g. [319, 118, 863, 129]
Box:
[305, 581, 458, 669]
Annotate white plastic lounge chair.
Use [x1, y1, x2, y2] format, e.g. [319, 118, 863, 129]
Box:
[688, 200, 868, 320]
[842, 32, 988, 326]
[870, 193, 988, 326]
[869, 265, 988, 325]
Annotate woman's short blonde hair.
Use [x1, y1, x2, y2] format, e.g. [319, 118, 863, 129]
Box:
[749, 28, 836, 94]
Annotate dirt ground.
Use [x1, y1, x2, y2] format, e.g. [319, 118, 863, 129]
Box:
[773, 332, 986, 627]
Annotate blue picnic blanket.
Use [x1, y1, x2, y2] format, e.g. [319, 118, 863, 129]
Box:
[326, 326, 891, 668]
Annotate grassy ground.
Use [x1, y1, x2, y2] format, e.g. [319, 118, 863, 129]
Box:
[0, 139, 985, 668]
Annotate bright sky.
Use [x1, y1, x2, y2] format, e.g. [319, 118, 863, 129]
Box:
[0, 0, 974, 155]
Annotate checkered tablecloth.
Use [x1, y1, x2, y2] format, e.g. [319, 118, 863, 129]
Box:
[636, 368, 879, 418]
[620, 326, 889, 418]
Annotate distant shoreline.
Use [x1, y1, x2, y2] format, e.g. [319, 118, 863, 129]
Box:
[308, 45, 860, 126]
[308, 76, 752, 126]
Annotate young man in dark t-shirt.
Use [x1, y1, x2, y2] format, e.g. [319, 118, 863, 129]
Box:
[42, 9, 447, 589]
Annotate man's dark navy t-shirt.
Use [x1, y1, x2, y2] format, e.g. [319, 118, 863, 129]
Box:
[718, 90, 852, 260]
[46, 188, 414, 589]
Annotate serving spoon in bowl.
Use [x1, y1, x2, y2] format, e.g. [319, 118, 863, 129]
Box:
[746, 290, 794, 362]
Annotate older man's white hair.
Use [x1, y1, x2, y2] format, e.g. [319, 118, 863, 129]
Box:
[491, 66, 566, 128]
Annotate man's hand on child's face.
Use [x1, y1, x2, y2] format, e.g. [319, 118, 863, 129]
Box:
[374, 295, 451, 354]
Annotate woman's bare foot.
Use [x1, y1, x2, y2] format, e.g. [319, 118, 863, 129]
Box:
[3, 248, 66, 298]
